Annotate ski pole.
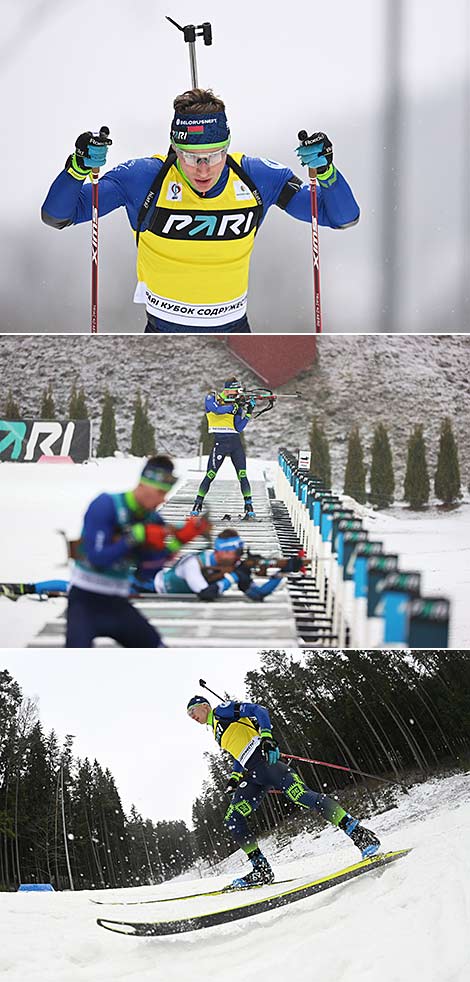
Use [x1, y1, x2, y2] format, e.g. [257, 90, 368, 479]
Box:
[90, 126, 112, 334]
[198, 679, 408, 792]
[166, 16, 213, 88]
[298, 129, 322, 334]
[199, 679, 224, 701]
[281, 753, 408, 794]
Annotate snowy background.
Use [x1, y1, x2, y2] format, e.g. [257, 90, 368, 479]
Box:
[0, 0, 468, 333]
[1, 334, 469, 486]
[0, 770, 469, 981]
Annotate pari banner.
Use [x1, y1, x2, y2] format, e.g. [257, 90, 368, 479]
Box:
[0, 419, 91, 463]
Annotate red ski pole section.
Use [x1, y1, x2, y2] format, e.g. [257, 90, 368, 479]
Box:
[91, 171, 99, 333]
[308, 168, 322, 334]
[282, 752, 354, 774]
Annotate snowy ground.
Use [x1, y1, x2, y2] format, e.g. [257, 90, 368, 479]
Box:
[1, 772, 469, 982]
[0, 456, 468, 647]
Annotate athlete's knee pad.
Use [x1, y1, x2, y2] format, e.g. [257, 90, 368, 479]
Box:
[224, 798, 253, 824]
[285, 771, 309, 808]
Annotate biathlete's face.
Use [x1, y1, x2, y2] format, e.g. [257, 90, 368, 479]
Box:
[188, 704, 211, 724]
[174, 145, 228, 193]
[213, 548, 240, 566]
[136, 485, 168, 510]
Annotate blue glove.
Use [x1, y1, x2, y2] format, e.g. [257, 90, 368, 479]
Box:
[67, 127, 112, 179]
[296, 131, 333, 174]
[247, 396, 257, 411]
[260, 732, 280, 765]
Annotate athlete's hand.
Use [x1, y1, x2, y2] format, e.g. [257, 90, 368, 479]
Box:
[175, 513, 212, 544]
[198, 583, 219, 602]
[129, 523, 166, 549]
[259, 733, 280, 765]
[67, 127, 112, 179]
[284, 555, 304, 573]
[296, 132, 333, 174]
[225, 774, 243, 794]
[234, 564, 253, 593]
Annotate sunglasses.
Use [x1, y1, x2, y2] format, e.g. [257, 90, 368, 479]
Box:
[173, 144, 229, 167]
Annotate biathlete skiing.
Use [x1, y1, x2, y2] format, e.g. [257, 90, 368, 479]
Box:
[187, 694, 380, 887]
[191, 377, 256, 519]
[41, 88, 360, 334]
[65, 455, 210, 647]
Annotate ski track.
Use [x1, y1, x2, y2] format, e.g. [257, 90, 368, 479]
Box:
[1, 773, 469, 981]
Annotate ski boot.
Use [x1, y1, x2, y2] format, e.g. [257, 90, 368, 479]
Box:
[241, 501, 257, 522]
[340, 815, 381, 859]
[189, 495, 204, 517]
[0, 583, 32, 602]
[230, 851, 274, 889]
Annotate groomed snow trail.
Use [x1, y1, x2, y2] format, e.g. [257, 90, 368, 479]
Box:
[1, 773, 469, 982]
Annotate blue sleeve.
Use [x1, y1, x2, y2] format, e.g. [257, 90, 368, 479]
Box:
[214, 700, 272, 731]
[284, 170, 360, 228]
[241, 156, 359, 229]
[41, 157, 164, 231]
[205, 393, 237, 414]
[82, 494, 133, 568]
[234, 409, 249, 433]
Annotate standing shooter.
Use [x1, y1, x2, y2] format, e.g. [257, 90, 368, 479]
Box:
[191, 378, 256, 520]
[188, 694, 380, 888]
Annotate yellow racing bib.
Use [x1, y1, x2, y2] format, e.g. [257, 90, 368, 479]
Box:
[134, 153, 262, 327]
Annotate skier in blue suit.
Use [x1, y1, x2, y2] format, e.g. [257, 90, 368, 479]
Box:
[188, 695, 381, 887]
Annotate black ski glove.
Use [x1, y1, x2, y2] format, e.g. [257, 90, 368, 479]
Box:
[259, 733, 281, 765]
[235, 564, 253, 594]
[198, 583, 219, 602]
[66, 127, 112, 180]
[225, 773, 243, 794]
[284, 556, 304, 573]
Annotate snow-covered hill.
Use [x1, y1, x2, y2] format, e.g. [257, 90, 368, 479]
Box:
[1, 772, 468, 982]
[0, 334, 469, 488]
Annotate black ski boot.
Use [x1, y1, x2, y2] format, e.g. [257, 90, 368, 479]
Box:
[340, 815, 381, 859]
[190, 495, 204, 517]
[241, 500, 256, 521]
[230, 852, 274, 889]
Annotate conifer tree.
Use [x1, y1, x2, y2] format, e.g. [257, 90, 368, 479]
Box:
[199, 413, 212, 455]
[4, 391, 21, 417]
[404, 425, 430, 509]
[69, 381, 89, 419]
[40, 384, 56, 419]
[130, 391, 147, 456]
[75, 387, 88, 419]
[434, 417, 461, 504]
[142, 398, 156, 455]
[343, 427, 367, 503]
[369, 423, 395, 508]
[97, 389, 118, 457]
[309, 417, 331, 488]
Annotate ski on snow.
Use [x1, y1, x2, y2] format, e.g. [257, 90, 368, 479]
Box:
[90, 877, 297, 906]
[96, 848, 410, 936]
